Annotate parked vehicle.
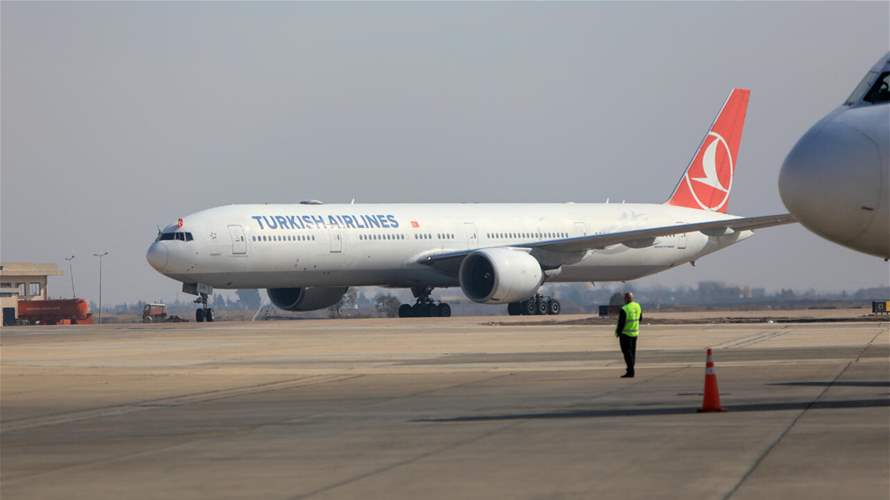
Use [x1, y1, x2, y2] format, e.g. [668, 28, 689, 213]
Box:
[17, 299, 93, 325]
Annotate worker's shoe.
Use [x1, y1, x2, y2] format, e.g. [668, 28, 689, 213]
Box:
[621, 373, 635, 378]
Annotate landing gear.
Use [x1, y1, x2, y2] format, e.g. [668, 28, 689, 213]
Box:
[398, 287, 452, 318]
[195, 293, 213, 323]
[507, 294, 561, 316]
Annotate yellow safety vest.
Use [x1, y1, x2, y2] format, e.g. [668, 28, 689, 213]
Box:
[621, 302, 642, 337]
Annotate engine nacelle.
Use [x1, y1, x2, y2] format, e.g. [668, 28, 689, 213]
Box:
[267, 287, 348, 311]
[459, 248, 543, 304]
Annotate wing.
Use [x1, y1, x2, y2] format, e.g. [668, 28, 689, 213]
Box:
[417, 213, 796, 274]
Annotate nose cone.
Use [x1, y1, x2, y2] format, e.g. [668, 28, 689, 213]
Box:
[779, 117, 881, 246]
[146, 242, 169, 273]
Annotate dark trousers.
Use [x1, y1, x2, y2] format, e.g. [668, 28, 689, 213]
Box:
[619, 335, 637, 375]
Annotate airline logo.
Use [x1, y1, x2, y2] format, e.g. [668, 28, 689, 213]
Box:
[251, 214, 400, 230]
[668, 88, 749, 213]
[686, 131, 733, 210]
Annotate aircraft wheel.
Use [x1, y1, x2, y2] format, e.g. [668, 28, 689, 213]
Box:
[438, 303, 452, 317]
[507, 302, 521, 316]
[398, 304, 412, 318]
[548, 299, 561, 315]
[415, 303, 430, 317]
[206, 308, 214, 322]
[196, 309, 205, 323]
[536, 300, 548, 315]
[524, 300, 537, 315]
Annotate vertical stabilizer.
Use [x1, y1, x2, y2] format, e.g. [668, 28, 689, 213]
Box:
[667, 88, 750, 213]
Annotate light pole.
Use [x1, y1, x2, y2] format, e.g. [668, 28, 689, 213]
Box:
[64, 255, 76, 298]
[93, 251, 109, 325]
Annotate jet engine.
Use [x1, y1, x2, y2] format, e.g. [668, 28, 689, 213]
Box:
[267, 287, 348, 311]
[459, 248, 543, 304]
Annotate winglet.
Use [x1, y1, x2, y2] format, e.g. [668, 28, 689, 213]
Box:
[667, 88, 750, 213]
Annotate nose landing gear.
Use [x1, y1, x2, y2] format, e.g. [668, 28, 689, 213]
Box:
[195, 293, 214, 322]
[398, 286, 452, 318]
[507, 294, 560, 316]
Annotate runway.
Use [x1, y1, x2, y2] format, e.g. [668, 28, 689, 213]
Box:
[1, 316, 888, 499]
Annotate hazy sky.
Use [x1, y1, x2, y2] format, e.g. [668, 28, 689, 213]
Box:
[3, 2, 889, 305]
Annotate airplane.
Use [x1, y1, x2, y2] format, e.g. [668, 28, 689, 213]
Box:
[146, 88, 795, 321]
[779, 52, 890, 259]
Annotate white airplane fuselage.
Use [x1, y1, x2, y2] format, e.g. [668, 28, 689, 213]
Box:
[779, 52, 890, 259]
[147, 203, 748, 290]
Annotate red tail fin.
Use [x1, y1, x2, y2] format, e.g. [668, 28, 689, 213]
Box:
[667, 88, 750, 213]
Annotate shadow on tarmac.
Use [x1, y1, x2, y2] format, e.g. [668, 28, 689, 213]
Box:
[419, 398, 890, 423]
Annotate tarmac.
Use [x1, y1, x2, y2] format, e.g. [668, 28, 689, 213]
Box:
[1, 314, 888, 499]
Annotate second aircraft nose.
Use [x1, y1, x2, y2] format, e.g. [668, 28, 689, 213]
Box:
[779, 117, 882, 245]
[146, 242, 169, 273]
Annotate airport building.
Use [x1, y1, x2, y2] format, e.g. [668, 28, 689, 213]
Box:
[0, 262, 64, 326]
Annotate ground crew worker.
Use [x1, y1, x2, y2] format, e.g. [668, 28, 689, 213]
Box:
[615, 292, 642, 378]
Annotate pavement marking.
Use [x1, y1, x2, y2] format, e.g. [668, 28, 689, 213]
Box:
[0, 374, 361, 434]
[1, 371, 519, 487]
[288, 420, 526, 500]
[286, 366, 690, 499]
[714, 328, 791, 349]
[720, 327, 887, 500]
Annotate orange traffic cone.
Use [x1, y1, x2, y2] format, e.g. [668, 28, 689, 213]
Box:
[698, 347, 725, 413]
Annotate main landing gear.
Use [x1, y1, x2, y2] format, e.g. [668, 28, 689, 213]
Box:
[507, 294, 561, 316]
[398, 286, 452, 318]
[195, 293, 214, 322]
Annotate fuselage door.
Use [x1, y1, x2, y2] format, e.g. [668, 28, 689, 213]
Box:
[227, 225, 247, 255]
[677, 232, 688, 249]
[674, 222, 688, 249]
[573, 221, 588, 237]
[464, 222, 478, 249]
[329, 230, 343, 253]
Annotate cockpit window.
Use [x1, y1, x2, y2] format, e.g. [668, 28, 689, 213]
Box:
[157, 231, 193, 242]
[845, 71, 890, 106]
[862, 72, 890, 104]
